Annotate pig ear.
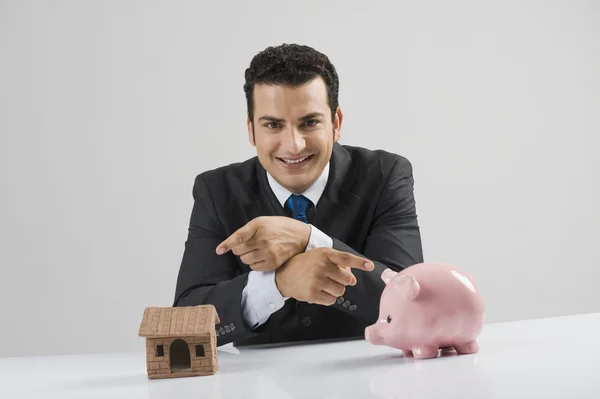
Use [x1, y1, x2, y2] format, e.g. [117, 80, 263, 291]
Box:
[381, 269, 398, 285]
[392, 274, 420, 301]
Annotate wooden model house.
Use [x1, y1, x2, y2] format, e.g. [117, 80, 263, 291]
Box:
[138, 305, 220, 379]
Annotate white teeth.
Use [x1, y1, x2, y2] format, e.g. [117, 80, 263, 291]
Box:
[281, 156, 308, 164]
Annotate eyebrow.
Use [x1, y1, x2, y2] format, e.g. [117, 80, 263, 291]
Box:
[299, 112, 325, 121]
[258, 112, 325, 123]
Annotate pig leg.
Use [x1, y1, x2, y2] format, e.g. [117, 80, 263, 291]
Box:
[411, 346, 439, 359]
[401, 349, 413, 357]
[454, 341, 479, 354]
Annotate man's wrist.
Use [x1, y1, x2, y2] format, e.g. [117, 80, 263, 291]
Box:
[306, 224, 333, 251]
[274, 268, 288, 298]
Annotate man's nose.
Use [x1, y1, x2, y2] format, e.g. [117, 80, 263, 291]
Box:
[281, 128, 306, 154]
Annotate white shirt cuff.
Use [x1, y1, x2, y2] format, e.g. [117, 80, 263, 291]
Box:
[241, 270, 288, 329]
[306, 224, 333, 251]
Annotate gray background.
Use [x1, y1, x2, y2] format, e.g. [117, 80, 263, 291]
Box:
[1, 0, 598, 357]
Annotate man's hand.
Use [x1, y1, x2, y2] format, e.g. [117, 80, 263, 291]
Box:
[215, 216, 311, 271]
[275, 248, 375, 306]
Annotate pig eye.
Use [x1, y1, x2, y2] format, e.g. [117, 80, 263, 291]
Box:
[386, 315, 392, 323]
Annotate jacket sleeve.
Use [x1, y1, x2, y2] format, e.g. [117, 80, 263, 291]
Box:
[172, 174, 261, 346]
[331, 157, 424, 324]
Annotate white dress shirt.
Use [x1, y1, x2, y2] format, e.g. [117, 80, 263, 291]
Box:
[241, 162, 333, 329]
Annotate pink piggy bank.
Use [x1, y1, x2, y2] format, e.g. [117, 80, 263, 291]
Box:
[365, 263, 485, 359]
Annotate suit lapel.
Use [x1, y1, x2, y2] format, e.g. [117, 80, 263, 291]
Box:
[313, 143, 360, 241]
[244, 159, 287, 222]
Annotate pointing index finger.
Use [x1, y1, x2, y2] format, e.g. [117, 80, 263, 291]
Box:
[216, 223, 256, 255]
[326, 249, 374, 271]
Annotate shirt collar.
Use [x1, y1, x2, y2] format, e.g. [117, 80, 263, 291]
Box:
[266, 162, 330, 208]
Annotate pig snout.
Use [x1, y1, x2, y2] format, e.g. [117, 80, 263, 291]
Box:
[365, 324, 385, 345]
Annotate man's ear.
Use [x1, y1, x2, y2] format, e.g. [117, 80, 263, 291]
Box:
[247, 116, 255, 147]
[333, 106, 343, 142]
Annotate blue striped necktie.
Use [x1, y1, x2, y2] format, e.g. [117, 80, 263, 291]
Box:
[285, 194, 311, 224]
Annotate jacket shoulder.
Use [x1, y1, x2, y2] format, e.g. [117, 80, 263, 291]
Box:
[192, 157, 257, 197]
[341, 144, 413, 176]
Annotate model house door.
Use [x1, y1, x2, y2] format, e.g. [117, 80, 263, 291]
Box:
[170, 339, 191, 371]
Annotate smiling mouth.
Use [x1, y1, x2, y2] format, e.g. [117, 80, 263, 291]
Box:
[276, 155, 314, 167]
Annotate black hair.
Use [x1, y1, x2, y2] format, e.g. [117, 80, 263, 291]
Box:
[243, 43, 339, 126]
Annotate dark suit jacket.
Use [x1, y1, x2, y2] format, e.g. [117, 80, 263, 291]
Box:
[173, 142, 424, 346]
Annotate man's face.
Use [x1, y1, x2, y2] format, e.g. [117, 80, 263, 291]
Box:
[247, 77, 342, 194]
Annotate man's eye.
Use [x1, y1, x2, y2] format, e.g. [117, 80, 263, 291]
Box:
[265, 122, 279, 129]
[301, 119, 320, 129]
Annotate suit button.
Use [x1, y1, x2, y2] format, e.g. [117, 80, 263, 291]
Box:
[343, 300, 351, 308]
[336, 297, 345, 305]
[349, 304, 357, 311]
[229, 322, 236, 331]
[301, 316, 312, 327]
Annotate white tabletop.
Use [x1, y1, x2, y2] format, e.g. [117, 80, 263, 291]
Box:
[2, 312, 600, 398]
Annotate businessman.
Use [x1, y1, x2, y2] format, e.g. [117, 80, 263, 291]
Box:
[173, 43, 424, 346]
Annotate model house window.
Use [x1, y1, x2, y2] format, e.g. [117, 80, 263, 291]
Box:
[156, 345, 164, 357]
[195, 345, 205, 357]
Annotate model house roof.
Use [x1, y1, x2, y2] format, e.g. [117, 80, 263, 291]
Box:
[138, 305, 220, 338]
